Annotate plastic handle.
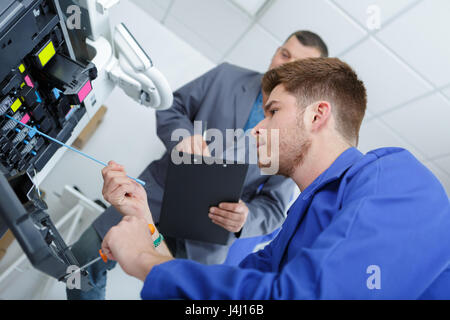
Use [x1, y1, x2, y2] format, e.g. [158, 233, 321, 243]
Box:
[99, 249, 108, 263]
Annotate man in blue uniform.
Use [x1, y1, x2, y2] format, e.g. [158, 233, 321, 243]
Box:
[100, 58, 450, 299]
[66, 30, 329, 300]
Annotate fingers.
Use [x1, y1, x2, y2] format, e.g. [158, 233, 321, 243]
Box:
[175, 137, 194, 154]
[102, 162, 127, 190]
[107, 183, 139, 206]
[102, 162, 140, 205]
[209, 207, 243, 222]
[192, 137, 204, 156]
[102, 246, 115, 261]
[101, 228, 116, 261]
[215, 202, 246, 214]
[102, 173, 131, 197]
[102, 161, 125, 178]
[122, 215, 134, 222]
[108, 160, 124, 170]
[209, 213, 241, 231]
[202, 140, 211, 157]
[101, 216, 141, 261]
[176, 135, 209, 156]
[103, 176, 135, 203]
[209, 200, 248, 232]
[175, 142, 190, 154]
[209, 205, 246, 232]
[102, 162, 125, 181]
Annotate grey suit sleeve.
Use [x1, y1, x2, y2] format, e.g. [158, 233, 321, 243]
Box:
[155, 64, 226, 152]
[240, 175, 296, 238]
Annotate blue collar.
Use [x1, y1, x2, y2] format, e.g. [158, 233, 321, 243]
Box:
[301, 147, 364, 200]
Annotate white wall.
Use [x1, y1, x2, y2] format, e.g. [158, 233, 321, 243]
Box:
[0, 0, 214, 300]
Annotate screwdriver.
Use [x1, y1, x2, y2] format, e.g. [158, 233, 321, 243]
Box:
[82, 250, 106, 271]
[67, 249, 108, 277]
[69, 224, 156, 275]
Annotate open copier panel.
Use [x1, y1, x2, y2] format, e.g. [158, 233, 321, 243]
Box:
[0, 0, 96, 177]
[0, 0, 96, 289]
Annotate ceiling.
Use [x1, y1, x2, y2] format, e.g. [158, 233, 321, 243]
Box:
[131, 0, 450, 195]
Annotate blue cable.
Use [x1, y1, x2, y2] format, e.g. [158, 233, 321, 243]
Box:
[4, 114, 146, 186]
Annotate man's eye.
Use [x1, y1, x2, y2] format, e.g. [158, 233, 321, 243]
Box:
[270, 109, 278, 115]
[280, 50, 289, 59]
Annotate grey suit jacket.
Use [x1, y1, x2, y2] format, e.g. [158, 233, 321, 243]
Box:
[93, 63, 296, 264]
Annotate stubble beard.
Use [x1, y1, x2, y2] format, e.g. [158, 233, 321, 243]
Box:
[277, 111, 312, 178]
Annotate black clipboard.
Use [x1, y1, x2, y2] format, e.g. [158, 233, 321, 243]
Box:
[158, 153, 249, 245]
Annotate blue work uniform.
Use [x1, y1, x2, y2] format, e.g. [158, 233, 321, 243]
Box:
[141, 147, 450, 299]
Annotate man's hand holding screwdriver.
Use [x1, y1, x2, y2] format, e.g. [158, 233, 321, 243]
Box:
[99, 157, 250, 280]
[100, 161, 173, 281]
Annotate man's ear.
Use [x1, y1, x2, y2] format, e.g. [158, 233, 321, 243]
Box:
[309, 101, 332, 132]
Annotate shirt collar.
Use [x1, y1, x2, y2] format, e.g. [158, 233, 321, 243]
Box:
[301, 147, 364, 200]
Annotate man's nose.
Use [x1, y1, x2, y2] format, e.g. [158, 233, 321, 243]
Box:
[251, 118, 266, 138]
[251, 126, 258, 138]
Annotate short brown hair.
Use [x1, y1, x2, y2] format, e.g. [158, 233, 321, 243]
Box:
[262, 58, 367, 146]
[288, 31, 329, 58]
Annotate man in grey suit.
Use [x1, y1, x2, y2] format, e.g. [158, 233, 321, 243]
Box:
[67, 30, 328, 300]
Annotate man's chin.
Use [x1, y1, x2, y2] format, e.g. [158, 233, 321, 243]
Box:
[257, 160, 281, 176]
[257, 161, 267, 168]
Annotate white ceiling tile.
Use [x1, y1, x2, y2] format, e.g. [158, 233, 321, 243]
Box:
[422, 161, 450, 197]
[231, 0, 268, 16]
[131, 0, 171, 11]
[164, 15, 222, 62]
[333, 0, 414, 30]
[377, 0, 450, 87]
[225, 24, 281, 73]
[381, 93, 450, 159]
[364, 109, 374, 120]
[153, 0, 171, 10]
[131, 0, 167, 21]
[434, 155, 450, 177]
[167, 0, 252, 56]
[341, 38, 432, 114]
[443, 86, 450, 100]
[259, 0, 367, 56]
[358, 117, 425, 161]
